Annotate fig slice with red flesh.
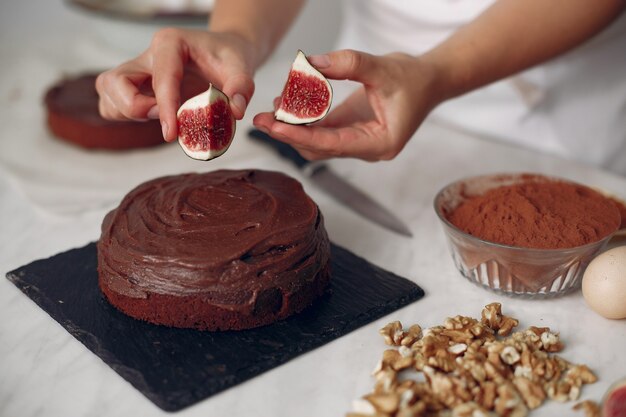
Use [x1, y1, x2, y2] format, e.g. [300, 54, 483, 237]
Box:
[604, 380, 626, 417]
[177, 83, 236, 161]
[274, 50, 333, 125]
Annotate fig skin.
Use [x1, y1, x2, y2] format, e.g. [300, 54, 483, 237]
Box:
[176, 83, 236, 161]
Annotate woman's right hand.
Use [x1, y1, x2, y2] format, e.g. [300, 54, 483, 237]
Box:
[95, 28, 258, 142]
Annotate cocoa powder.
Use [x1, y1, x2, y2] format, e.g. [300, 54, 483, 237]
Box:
[447, 180, 621, 249]
[608, 196, 626, 230]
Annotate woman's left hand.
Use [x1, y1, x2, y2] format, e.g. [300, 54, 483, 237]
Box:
[253, 49, 442, 161]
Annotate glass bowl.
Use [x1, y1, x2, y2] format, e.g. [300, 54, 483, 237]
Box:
[434, 173, 620, 298]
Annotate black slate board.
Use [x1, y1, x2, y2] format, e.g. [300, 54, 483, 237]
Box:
[6, 242, 424, 412]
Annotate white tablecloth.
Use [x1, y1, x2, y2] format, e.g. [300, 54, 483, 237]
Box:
[1, 2, 625, 417]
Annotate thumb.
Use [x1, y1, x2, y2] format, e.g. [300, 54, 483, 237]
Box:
[220, 72, 255, 120]
[308, 49, 381, 85]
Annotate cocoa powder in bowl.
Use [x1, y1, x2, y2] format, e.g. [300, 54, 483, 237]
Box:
[446, 176, 620, 249]
[435, 174, 622, 296]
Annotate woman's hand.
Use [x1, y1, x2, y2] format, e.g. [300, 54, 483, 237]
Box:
[96, 28, 258, 141]
[253, 49, 443, 161]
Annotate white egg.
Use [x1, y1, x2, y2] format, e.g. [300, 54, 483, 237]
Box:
[582, 246, 626, 319]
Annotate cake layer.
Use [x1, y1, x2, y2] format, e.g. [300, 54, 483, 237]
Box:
[97, 169, 331, 330]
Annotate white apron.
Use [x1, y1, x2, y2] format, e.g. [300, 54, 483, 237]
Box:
[336, 0, 626, 176]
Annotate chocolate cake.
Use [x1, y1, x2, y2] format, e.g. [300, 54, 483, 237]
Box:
[44, 72, 205, 150]
[97, 169, 331, 330]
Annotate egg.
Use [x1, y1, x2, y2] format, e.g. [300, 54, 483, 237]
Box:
[582, 246, 626, 319]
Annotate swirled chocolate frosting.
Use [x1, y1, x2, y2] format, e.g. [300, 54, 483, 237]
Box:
[97, 169, 330, 314]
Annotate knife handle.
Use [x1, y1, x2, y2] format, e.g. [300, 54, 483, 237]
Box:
[248, 129, 310, 169]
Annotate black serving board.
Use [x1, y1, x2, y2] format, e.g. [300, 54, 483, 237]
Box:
[6, 242, 424, 412]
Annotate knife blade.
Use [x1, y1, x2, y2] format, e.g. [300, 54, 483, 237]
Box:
[248, 129, 413, 237]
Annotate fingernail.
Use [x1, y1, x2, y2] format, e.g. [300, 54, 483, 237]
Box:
[307, 54, 331, 69]
[161, 120, 169, 140]
[256, 125, 269, 134]
[232, 93, 247, 114]
[147, 105, 159, 119]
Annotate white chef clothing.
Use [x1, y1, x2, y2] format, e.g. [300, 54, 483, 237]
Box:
[335, 0, 626, 176]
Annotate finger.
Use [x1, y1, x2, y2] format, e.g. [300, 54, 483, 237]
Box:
[269, 121, 348, 156]
[109, 73, 156, 120]
[220, 71, 255, 120]
[252, 112, 275, 137]
[308, 49, 382, 85]
[98, 90, 124, 120]
[253, 112, 385, 160]
[191, 42, 256, 119]
[290, 146, 327, 162]
[151, 32, 187, 141]
[96, 70, 156, 121]
[318, 88, 373, 128]
[252, 112, 325, 151]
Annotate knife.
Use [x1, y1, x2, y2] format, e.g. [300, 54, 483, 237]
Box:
[248, 129, 413, 237]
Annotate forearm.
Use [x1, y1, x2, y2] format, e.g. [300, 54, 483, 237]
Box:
[423, 0, 625, 100]
[209, 0, 306, 68]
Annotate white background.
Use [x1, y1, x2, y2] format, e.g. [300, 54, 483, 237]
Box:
[0, 1, 625, 417]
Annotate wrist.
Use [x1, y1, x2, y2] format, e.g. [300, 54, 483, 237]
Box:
[406, 53, 451, 111]
[419, 46, 473, 102]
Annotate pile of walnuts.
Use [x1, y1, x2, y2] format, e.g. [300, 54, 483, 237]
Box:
[348, 303, 599, 417]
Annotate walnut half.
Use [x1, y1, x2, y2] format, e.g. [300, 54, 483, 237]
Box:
[348, 304, 598, 417]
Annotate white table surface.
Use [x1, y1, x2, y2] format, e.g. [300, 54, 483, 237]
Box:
[1, 2, 625, 417]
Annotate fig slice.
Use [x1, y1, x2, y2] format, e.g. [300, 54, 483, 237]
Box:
[274, 50, 333, 125]
[604, 380, 626, 417]
[177, 83, 236, 161]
